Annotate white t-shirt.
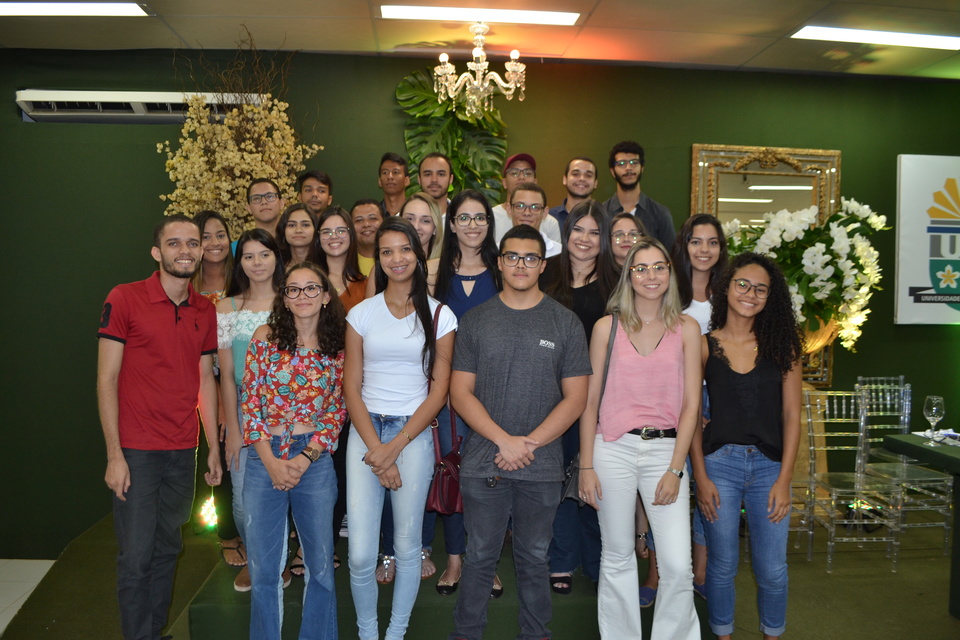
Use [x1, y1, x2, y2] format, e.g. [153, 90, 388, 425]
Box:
[684, 298, 712, 335]
[492, 203, 562, 245]
[347, 293, 457, 415]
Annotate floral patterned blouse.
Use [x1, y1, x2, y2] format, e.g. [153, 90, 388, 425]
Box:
[241, 339, 346, 459]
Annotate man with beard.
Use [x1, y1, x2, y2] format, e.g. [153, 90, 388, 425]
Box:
[378, 152, 410, 217]
[417, 152, 455, 215]
[298, 170, 334, 222]
[548, 157, 599, 233]
[97, 215, 222, 640]
[602, 140, 676, 248]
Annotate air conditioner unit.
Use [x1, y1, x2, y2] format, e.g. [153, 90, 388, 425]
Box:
[15, 90, 264, 124]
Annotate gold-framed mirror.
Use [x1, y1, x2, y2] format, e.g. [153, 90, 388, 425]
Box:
[691, 144, 841, 225]
[691, 144, 842, 388]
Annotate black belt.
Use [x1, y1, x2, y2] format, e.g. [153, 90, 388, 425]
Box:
[628, 427, 677, 440]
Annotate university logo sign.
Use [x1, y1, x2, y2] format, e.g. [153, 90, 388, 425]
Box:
[896, 155, 960, 324]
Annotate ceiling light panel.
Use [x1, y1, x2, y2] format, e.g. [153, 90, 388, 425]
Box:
[0, 2, 148, 16]
[380, 5, 579, 26]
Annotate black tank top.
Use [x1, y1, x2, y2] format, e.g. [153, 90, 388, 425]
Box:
[702, 334, 784, 461]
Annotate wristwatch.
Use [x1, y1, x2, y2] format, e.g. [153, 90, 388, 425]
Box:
[667, 467, 684, 478]
[300, 447, 321, 463]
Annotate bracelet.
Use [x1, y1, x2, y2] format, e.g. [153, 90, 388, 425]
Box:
[637, 533, 647, 540]
[400, 429, 412, 442]
[580, 466, 594, 470]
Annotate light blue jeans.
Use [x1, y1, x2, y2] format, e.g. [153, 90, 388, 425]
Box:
[231, 445, 249, 541]
[701, 444, 789, 637]
[347, 415, 433, 640]
[243, 434, 338, 640]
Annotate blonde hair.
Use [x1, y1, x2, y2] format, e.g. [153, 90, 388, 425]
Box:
[606, 238, 683, 334]
[401, 192, 444, 260]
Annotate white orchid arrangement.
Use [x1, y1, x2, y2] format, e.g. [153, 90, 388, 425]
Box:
[157, 94, 322, 238]
[723, 198, 888, 351]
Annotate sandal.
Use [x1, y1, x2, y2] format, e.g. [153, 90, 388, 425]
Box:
[421, 548, 437, 579]
[376, 554, 396, 584]
[219, 539, 247, 567]
[490, 574, 503, 599]
[289, 547, 305, 577]
[550, 573, 573, 595]
[333, 554, 341, 570]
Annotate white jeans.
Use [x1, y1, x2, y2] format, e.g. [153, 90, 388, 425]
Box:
[594, 433, 699, 640]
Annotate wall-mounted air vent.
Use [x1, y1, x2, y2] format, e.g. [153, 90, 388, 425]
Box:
[15, 90, 264, 124]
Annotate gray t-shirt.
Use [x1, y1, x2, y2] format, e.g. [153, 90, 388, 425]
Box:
[453, 294, 592, 482]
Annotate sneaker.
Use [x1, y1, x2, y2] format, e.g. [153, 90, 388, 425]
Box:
[234, 566, 251, 592]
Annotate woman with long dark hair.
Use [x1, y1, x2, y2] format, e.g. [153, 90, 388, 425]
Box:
[579, 238, 702, 639]
[317, 206, 367, 312]
[241, 262, 346, 640]
[192, 210, 234, 303]
[344, 217, 457, 640]
[425, 189, 501, 595]
[276, 203, 321, 265]
[540, 199, 619, 593]
[217, 229, 285, 591]
[691, 252, 802, 640]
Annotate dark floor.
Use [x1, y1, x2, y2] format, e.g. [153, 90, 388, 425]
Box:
[3, 514, 959, 640]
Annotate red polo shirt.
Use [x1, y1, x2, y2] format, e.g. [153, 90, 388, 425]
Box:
[98, 271, 217, 450]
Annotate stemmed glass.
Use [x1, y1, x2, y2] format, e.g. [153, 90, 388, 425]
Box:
[923, 395, 945, 447]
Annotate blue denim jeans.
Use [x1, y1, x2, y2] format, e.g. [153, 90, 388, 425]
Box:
[231, 445, 249, 542]
[450, 476, 560, 640]
[347, 415, 434, 640]
[422, 404, 467, 555]
[113, 447, 195, 640]
[244, 434, 338, 640]
[701, 444, 789, 637]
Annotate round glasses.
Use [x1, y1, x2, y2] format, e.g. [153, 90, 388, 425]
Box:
[630, 262, 670, 278]
[612, 231, 642, 244]
[733, 279, 769, 299]
[319, 227, 349, 239]
[283, 284, 325, 299]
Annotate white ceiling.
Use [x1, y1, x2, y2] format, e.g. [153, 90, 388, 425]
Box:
[1, 0, 959, 79]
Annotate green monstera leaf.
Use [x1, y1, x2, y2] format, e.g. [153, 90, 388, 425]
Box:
[396, 67, 508, 203]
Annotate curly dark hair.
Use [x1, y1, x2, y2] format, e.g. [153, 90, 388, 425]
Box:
[710, 252, 803, 375]
[267, 262, 346, 355]
[434, 189, 501, 301]
[671, 213, 728, 309]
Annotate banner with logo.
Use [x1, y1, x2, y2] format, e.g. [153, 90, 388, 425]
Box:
[896, 154, 960, 324]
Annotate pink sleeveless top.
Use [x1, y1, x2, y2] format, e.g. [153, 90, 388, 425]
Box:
[597, 320, 684, 442]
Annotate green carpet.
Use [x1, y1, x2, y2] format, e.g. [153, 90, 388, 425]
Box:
[4, 515, 960, 639]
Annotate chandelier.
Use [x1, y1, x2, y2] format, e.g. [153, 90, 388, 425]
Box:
[433, 22, 526, 118]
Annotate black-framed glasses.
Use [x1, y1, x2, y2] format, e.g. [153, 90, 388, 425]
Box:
[511, 202, 544, 214]
[505, 168, 535, 179]
[455, 213, 489, 227]
[248, 192, 279, 204]
[733, 279, 769, 299]
[319, 227, 349, 239]
[283, 284, 325, 299]
[630, 262, 670, 277]
[501, 253, 543, 268]
[614, 159, 641, 168]
[612, 231, 642, 244]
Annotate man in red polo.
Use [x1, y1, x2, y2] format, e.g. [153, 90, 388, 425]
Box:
[97, 214, 221, 640]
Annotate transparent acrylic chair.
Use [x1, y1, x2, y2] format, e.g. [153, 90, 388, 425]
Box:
[858, 382, 953, 554]
[804, 389, 902, 572]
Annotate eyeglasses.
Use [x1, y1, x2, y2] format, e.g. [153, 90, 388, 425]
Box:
[505, 169, 535, 179]
[283, 284, 325, 299]
[630, 262, 670, 277]
[733, 278, 769, 299]
[612, 231, 642, 244]
[319, 227, 349, 239]
[248, 192, 279, 204]
[614, 159, 641, 168]
[510, 202, 544, 214]
[455, 213, 488, 227]
[501, 253, 543, 268]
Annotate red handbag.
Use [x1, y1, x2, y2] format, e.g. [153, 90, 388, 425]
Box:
[426, 404, 463, 515]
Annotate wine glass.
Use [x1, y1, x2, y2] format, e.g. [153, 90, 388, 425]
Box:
[923, 395, 945, 447]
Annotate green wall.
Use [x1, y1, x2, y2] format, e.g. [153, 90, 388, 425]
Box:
[2, 48, 958, 558]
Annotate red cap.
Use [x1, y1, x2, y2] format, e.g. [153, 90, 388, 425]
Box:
[503, 153, 536, 174]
